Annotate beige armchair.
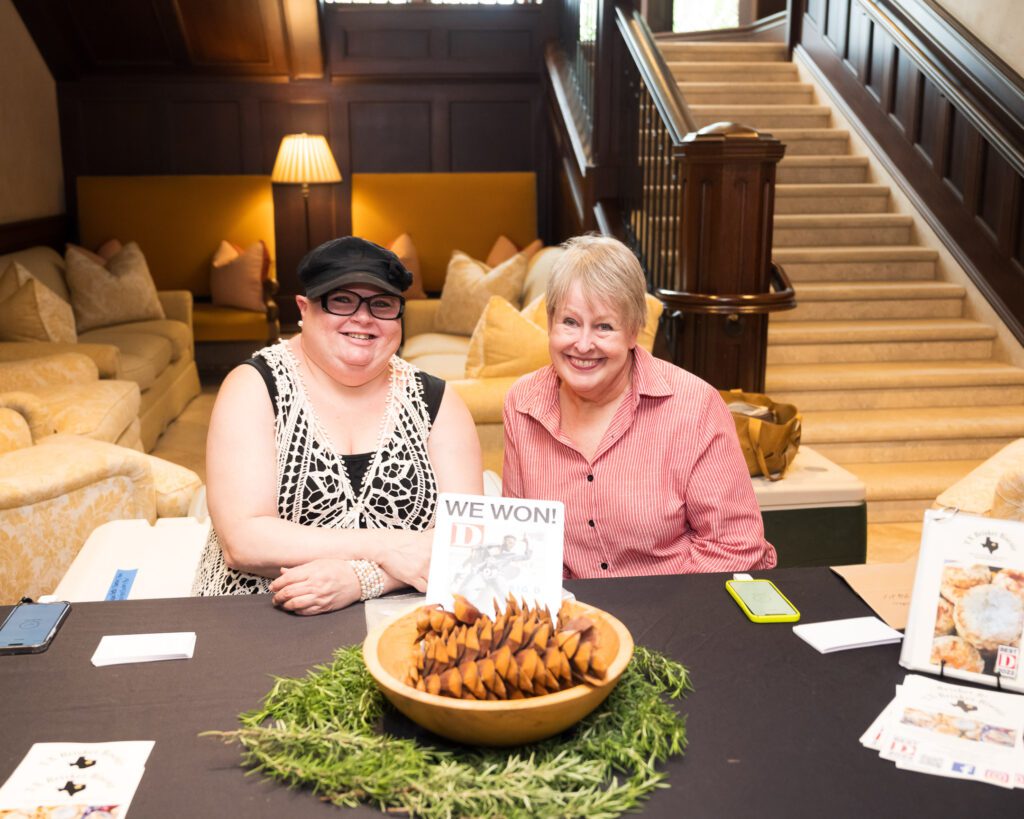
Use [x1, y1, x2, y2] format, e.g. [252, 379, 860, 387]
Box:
[0, 353, 141, 448]
[0, 388, 203, 604]
[0, 407, 154, 603]
[935, 439, 1024, 521]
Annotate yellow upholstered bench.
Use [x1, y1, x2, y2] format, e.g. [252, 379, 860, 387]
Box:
[352, 171, 537, 294]
[76, 175, 280, 346]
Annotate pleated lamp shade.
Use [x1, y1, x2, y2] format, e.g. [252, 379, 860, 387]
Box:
[270, 134, 342, 185]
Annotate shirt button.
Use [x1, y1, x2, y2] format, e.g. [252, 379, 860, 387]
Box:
[588, 519, 595, 527]
[600, 561, 609, 570]
[587, 474, 594, 482]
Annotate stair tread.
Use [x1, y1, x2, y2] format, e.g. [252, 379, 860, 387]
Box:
[677, 81, 813, 91]
[777, 183, 888, 196]
[666, 60, 797, 68]
[780, 155, 869, 166]
[668, 64, 799, 81]
[848, 461, 985, 501]
[770, 128, 849, 140]
[790, 281, 964, 300]
[690, 103, 831, 113]
[766, 360, 1024, 390]
[656, 41, 788, 57]
[801, 405, 1024, 442]
[769, 318, 997, 343]
[775, 213, 912, 226]
[774, 245, 938, 261]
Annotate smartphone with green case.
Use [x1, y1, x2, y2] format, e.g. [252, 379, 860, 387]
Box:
[725, 579, 800, 623]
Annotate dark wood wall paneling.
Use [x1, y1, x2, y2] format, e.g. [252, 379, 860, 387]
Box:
[15, 0, 557, 323]
[797, 0, 1024, 342]
[0, 215, 68, 256]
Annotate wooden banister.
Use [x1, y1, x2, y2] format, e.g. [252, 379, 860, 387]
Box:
[548, 0, 791, 390]
[657, 262, 796, 315]
[614, 6, 696, 139]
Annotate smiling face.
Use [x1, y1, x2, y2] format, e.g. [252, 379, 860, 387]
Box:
[296, 285, 403, 385]
[548, 281, 638, 404]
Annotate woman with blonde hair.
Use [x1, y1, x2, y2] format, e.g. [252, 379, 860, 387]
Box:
[502, 235, 775, 577]
[193, 237, 482, 613]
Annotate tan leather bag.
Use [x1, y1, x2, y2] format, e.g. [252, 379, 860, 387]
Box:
[719, 389, 802, 481]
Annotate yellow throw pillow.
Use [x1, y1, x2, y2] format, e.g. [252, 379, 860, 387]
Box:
[0, 262, 76, 343]
[521, 293, 664, 352]
[434, 250, 528, 336]
[485, 235, 520, 268]
[96, 238, 123, 260]
[210, 239, 270, 313]
[388, 233, 428, 299]
[66, 241, 165, 332]
[465, 296, 550, 379]
[520, 293, 547, 328]
[638, 294, 664, 351]
[520, 239, 543, 260]
[486, 236, 544, 268]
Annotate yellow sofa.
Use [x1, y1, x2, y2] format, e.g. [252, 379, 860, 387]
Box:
[76, 175, 280, 346]
[401, 249, 563, 473]
[350, 172, 540, 473]
[0, 245, 200, 451]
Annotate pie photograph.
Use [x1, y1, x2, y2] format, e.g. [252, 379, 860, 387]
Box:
[930, 563, 1024, 675]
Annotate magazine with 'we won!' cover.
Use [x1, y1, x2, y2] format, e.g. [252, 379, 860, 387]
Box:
[425, 493, 564, 618]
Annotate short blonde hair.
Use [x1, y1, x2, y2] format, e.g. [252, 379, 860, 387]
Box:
[546, 235, 647, 336]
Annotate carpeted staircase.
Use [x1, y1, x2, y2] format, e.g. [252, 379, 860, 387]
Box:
[657, 39, 1024, 525]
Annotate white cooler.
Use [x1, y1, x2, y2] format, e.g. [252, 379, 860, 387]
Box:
[52, 517, 211, 602]
[751, 447, 867, 567]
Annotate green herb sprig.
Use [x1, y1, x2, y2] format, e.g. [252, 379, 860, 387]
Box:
[206, 644, 690, 818]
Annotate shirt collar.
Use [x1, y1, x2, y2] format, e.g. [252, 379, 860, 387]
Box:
[511, 346, 673, 426]
[629, 345, 673, 400]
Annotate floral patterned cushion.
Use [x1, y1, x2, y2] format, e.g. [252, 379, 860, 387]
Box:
[0, 262, 76, 344]
[66, 242, 165, 332]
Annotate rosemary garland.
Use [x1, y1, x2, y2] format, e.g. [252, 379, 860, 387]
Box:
[207, 644, 691, 818]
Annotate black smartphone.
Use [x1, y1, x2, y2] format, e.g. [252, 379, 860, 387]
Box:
[0, 601, 71, 654]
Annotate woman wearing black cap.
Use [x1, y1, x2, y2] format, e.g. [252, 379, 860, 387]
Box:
[191, 237, 483, 614]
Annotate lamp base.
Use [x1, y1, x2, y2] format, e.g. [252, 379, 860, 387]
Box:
[302, 182, 312, 253]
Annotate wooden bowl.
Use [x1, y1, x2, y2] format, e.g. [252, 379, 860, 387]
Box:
[362, 601, 634, 747]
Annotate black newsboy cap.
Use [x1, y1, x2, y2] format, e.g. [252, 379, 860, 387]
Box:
[298, 236, 413, 299]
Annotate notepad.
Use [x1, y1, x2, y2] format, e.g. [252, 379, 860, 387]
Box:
[792, 616, 903, 654]
[90, 632, 196, 666]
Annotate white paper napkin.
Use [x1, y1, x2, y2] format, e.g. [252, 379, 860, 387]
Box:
[91, 632, 196, 666]
[793, 616, 903, 653]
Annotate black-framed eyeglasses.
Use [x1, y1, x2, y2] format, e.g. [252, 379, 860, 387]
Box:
[320, 289, 405, 320]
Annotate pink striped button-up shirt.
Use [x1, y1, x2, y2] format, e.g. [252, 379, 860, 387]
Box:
[502, 346, 777, 579]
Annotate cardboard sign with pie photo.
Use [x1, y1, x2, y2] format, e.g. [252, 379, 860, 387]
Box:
[929, 563, 1024, 676]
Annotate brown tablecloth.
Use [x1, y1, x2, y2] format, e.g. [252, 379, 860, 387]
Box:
[0, 568, 1018, 816]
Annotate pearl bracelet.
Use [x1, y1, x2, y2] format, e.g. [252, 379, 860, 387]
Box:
[350, 559, 385, 601]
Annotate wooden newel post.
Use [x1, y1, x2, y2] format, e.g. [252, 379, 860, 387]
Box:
[657, 122, 792, 393]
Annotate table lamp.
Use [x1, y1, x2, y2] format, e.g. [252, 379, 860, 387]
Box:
[270, 133, 342, 252]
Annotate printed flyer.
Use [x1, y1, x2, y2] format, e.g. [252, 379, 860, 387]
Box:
[862, 675, 1024, 789]
[0, 741, 153, 817]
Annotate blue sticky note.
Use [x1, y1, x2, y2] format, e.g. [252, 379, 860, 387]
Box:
[105, 568, 138, 601]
